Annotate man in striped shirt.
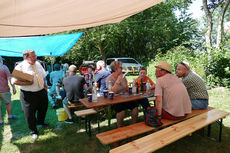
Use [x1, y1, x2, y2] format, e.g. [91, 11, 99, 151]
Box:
[177, 62, 209, 110]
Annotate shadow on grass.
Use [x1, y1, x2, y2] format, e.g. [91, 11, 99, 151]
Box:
[4, 99, 230, 153]
[7, 100, 109, 153]
[0, 102, 7, 151]
[154, 121, 230, 153]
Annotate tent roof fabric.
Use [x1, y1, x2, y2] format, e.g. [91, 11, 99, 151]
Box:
[0, 0, 163, 37]
[0, 33, 83, 57]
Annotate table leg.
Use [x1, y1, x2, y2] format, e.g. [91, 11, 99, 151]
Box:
[108, 105, 111, 128]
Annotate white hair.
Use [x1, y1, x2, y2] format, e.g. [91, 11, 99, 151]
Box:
[96, 60, 105, 69]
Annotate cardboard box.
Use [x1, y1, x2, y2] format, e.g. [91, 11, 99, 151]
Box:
[12, 69, 34, 82]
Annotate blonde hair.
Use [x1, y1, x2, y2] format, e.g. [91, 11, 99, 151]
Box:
[110, 61, 122, 72]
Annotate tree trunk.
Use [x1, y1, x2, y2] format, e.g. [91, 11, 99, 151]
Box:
[98, 43, 105, 61]
[203, 0, 213, 49]
[216, 0, 230, 49]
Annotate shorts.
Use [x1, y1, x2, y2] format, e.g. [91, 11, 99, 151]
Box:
[0, 92, 11, 105]
[162, 109, 186, 120]
[114, 101, 138, 113]
[191, 99, 208, 110]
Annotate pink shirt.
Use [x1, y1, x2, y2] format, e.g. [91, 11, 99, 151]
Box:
[155, 73, 192, 117]
[0, 63, 10, 92]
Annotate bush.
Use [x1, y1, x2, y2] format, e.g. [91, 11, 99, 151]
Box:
[147, 45, 206, 82]
[203, 48, 230, 87]
[147, 45, 230, 88]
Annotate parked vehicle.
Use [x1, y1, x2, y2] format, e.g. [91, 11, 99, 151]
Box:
[106, 57, 142, 74]
[79, 61, 96, 75]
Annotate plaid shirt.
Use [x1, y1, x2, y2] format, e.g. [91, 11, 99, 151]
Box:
[182, 71, 209, 100]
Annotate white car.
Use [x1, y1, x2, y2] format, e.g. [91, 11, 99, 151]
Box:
[106, 57, 142, 74]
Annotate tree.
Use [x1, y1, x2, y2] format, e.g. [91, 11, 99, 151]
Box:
[202, 0, 230, 49]
[216, 0, 230, 49]
[44, 0, 199, 67]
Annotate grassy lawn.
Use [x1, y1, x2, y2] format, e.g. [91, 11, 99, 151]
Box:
[0, 86, 229, 153]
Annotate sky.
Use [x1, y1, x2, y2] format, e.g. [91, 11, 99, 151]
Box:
[188, 0, 204, 19]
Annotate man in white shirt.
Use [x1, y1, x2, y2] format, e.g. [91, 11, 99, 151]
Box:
[12, 50, 48, 141]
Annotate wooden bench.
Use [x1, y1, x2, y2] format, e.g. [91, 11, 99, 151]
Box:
[110, 109, 229, 153]
[96, 107, 213, 145]
[74, 109, 97, 136]
[68, 103, 84, 109]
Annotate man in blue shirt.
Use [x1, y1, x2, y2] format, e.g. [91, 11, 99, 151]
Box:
[95, 60, 111, 96]
[48, 64, 64, 108]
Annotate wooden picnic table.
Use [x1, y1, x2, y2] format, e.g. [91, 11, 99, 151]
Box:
[79, 91, 154, 127]
[79, 94, 148, 108]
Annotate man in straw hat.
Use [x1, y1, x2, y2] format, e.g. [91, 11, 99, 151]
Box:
[176, 61, 209, 110]
[154, 61, 191, 120]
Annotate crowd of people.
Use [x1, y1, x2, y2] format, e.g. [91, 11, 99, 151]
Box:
[0, 49, 209, 141]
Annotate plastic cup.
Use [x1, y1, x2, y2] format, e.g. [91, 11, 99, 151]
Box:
[103, 90, 108, 98]
[87, 94, 92, 102]
[128, 87, 132, 95]
[109, 91, 114, 100]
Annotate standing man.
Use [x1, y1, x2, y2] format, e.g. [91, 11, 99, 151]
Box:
[95, 60, 111, 96]
[155, 62, 191, 120]
[12, 50, 48, 140]
[62, 65, 87, 123]
[176, 61, 209, 110]
[0, 56, 16, 125]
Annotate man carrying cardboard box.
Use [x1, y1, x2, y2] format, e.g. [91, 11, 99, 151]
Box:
[0, 56, 17, 125]
[12, 50, 48, 141]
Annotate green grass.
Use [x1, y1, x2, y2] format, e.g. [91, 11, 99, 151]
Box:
[0, 86, 229, 153]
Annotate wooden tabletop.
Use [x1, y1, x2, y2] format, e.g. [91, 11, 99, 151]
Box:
[79, 93, 153, 108]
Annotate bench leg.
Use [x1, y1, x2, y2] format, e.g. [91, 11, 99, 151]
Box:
[218, 119, 223, 142]
[207, 124, 211, 137]
[87, 116, 92, 137]
[108, 105, 112, 129]
[85, 117, 88, 134]
[207, 119, 223, 142]
[97, 112, 100, 133]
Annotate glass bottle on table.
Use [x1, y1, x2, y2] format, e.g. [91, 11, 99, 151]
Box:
[140, 78, 144, 92]
[146, 80, 151, 94]
[92, 83, 98, 102]
[132, 79, 136, 94]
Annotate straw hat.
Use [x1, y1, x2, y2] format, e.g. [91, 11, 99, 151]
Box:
[155, 62, 172, 73]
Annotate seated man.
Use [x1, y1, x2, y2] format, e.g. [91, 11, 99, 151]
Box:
[106, 61, 138, 128]
[134, 67, 155, 110]
[62, 65, 87, 123]
[155, 62, 191, 120]
[176, 61, 209, 110]
[95, 60, 111, 96]
[48, 64, 64, 109]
